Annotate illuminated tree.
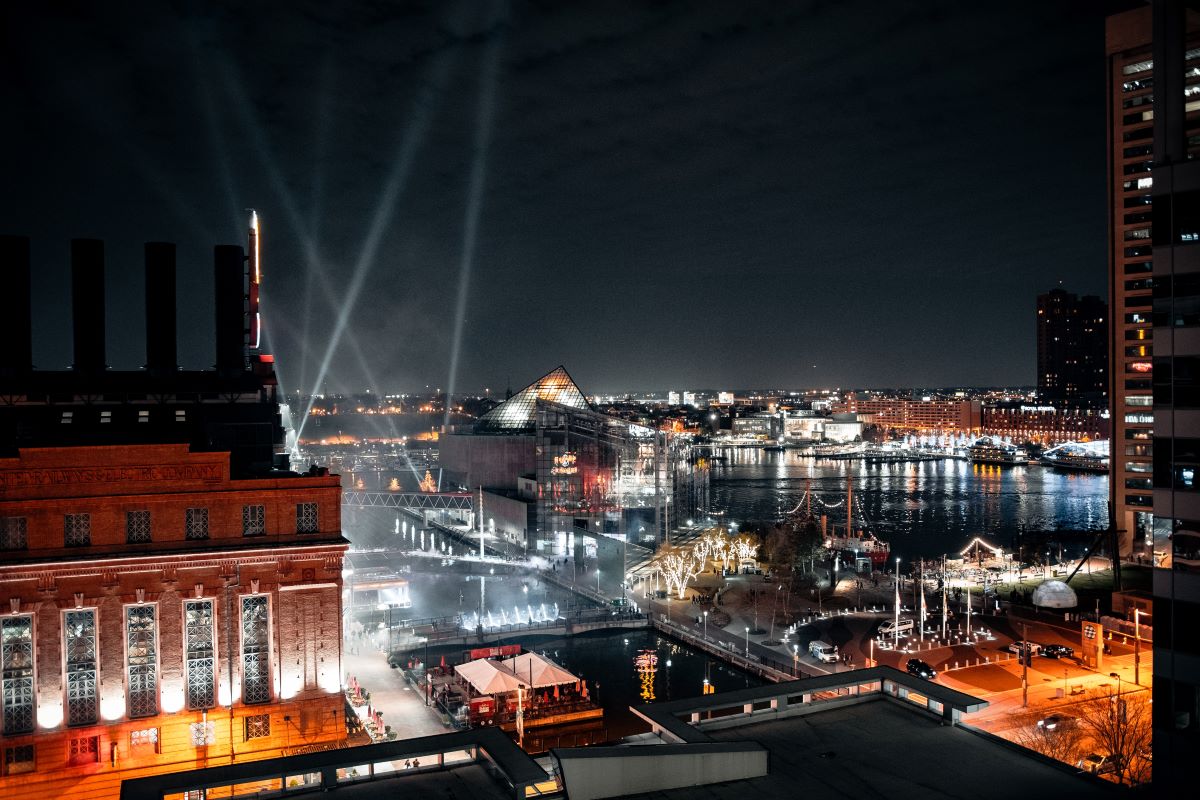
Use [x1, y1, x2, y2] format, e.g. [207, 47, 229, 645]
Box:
[660, 552, 699, 599]
[734, 536, 759, 563]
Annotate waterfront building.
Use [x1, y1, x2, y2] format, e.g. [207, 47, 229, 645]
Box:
[1107, 6, 1161, 554]
[1140, 0, 1200, 786]
[833, 393, 981, 434]
[0, 235, 347, 799]
[1036, 287, 1108, 407]
[980, 403, 1111, 445]
[730, 413, 779, 440]
[441, 366, 707, 553]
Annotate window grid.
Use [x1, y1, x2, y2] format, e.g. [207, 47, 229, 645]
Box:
[68, 735, 99, 765]
[126, 510, 152, 544]
[0, 517, 27, 551]
[64, 514, 91, 547]
[64, 610, 98, 726]
[185, 508, 209, 541]
[242, 505, 266, 537]
[184, 600, 215, 710]
[245, 713, 270, 740]
[4, 744, 34, 775]
[1, 616, 34, 735]
[240, 596, 270, 704]
[126, 605, 157, 718]
[296, 503, 319, 534]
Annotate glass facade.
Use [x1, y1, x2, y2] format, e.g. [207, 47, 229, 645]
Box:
[1, 616, 34, 735]
[126, 605, 157, 718]
[184, 600, 215, 710]
[240, 595, 270, 704]
[64, 610, 98, 726]
[126, 510, 152, 544]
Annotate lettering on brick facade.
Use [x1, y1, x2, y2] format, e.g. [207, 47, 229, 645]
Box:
[0, 463, 223, 490]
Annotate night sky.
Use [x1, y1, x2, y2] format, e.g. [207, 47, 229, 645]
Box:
[2, 1, 1119, 395]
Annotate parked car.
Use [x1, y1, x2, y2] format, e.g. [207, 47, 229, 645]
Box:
[1078, 753, 1120, 774]
[1007, 641, 1041, 656]
[1040, 644, 1075, 659]
[906, 658, 936, 680]
[1036, 713, 1076, 731]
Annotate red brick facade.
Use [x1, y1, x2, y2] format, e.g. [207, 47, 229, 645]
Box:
[0, 445, 348, 800]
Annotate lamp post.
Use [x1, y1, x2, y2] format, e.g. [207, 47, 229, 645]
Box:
[1134, 608, 1141, 686]
[1110, 670, 1126, 777]
[744, 626, 750, 657]
[894, 557, 901, 652]
[793, 644, 799, 677]
[703, 610, 708, 642]
[596, 568, 601, 595]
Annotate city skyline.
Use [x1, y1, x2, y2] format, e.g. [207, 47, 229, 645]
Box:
[1, 2, 1118, 393]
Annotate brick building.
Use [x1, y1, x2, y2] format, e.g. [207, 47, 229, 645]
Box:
[833, 394, 982, 434]
[979, 404, 1111, 445]
[0, 233, 348, 799]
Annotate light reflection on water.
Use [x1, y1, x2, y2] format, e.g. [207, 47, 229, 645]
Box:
[710, 449, 1109, 559]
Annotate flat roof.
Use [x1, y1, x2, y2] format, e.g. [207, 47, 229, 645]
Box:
[623, 701, 1113, 800]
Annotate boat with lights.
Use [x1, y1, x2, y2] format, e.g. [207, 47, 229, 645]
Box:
[968, 437, 1027, 466]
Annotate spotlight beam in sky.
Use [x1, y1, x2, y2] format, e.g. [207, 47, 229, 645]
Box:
[444, 19, 505, 429]
[296, 46, 458, 442]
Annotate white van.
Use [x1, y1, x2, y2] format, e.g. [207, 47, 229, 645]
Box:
[878, 618, 914, 638]
[809, 640, 838, 663]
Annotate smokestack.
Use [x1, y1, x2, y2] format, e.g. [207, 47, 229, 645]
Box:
[144, 242, 177, 374]
[0, 235, 33, 374]
[214, 244, 245, 374]
[71, 238, 106, 373]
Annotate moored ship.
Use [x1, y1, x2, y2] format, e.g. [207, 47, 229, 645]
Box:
[968, 437, 1027, 466]
[1039, 441, 1109, 473]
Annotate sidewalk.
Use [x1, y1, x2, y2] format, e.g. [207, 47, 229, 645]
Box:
[343, 643, 450, 740]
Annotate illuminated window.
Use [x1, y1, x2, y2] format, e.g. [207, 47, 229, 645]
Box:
[185, 508, 209, 540]
[1, 616, 34, 735]
[126, 605, 157, 718]
[4, 744, 34, 775]
[175, 409, 186, 423]
[67, 735, 98, 766]
[242, 505, 265, 537]
[240, 596, 271, 704]
[0, 517, 26, 551]
[244, 713, 270, 740]
[184, 600, 215, 710]
[64, 513, 91, 547]
[130, 728, 159, 752]
[137, 410, 150, 423]
[126, 510, 152, 544]
[99, 411, 111, 424]
[64, 610, 98, 726]
[296, 503, 318, 534]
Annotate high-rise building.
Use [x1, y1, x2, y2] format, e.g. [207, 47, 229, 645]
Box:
[0, 233, 348, 799]
[1107, 6, 1162, 557]
[1140, 0, 1200, 786]
[1035, 286, 1108, 405]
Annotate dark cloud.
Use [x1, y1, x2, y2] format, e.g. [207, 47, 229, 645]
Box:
[1, 0, 1108, 395]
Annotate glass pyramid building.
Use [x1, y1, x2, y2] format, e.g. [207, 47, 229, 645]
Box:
[475, 366, 592, 432]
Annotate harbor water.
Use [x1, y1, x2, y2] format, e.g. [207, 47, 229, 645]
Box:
[709, 448, 1109, 560]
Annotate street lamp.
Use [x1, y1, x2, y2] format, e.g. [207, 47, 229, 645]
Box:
[596, 568, 601, 594]
[744, 626, 750, 657]
[1134, 608, 1141, 686]
[894, 557, 901, 652]
[792, 644, 799, 677]
[703, 610, 708, 641]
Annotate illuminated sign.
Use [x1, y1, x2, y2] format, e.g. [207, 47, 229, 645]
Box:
[1129, 362, 1152, 373]
[551, 452, 578, 475]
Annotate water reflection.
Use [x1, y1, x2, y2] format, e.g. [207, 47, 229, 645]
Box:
[710, 450, 1108, 559]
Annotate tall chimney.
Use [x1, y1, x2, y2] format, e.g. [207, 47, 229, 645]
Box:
[144, 242, 177, 374]
[71, 238, 106, 373]
[214, 244, 245, 374]
[0, 235, 33, 374]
